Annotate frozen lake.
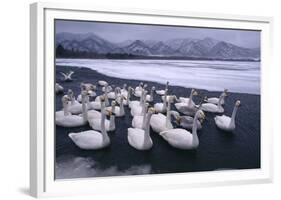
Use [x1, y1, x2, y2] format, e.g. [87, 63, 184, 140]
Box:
[56, 59, 260, 94]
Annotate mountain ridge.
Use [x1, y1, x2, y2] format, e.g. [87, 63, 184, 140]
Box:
[56, 32, 260, 60]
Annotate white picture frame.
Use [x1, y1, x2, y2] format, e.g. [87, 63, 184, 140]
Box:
[30, 2, 273, 198]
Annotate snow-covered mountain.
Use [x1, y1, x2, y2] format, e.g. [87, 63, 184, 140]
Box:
[56, 32, 260, 60]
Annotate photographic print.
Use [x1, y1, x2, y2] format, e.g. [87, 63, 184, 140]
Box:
[54, 19, 260, 180]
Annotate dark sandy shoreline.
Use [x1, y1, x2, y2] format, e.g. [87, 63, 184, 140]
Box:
[55, 65, 260, 179]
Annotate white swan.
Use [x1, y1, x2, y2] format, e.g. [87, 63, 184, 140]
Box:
[134, 82, 144, 93]
[98, 80, 108, 86]
[132, 103, 149, 129]
[107, 87, 120, 99]
[214, 100, 240, 132]
[154, 89, 168, 113]
[55, 83, 64, 94]
[130, 89, 146, 110]
[206, 89, 228, 105]
[68, 102, 110, 150]
[116, 86, 132, 106]
[156, 81, 169, 95]
[89, 98, 115, 132]
[127, 108, 155, 150]
[129, 88, 145, 109]
[67, 89, 80, 106]
[146, 86, 155, 102]
[60, 71, 74, 82]
[171, 110, 203, 130]
[201, 93, 226, 113]
[134, 84, 147, 97]
[55, 95, 71, 119]
[150, 96, 174, 133]
[120, 83, 128, 97]
[178, 89, 198, 106]
[159, 110, 205, 150]
[107, 96, 125, 117]
[131, 95, 147, 116]
[175, 89, 200, 116]
[56, 91, 88, 127]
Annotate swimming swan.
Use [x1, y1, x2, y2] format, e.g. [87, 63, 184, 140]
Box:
[127, 108, 155, 150]
[159, 110, 205, 150]
[156, 81, 169, 95]
[154, 89, 168, 113]
[201, 93, 226, 113]
[68, 100, 110, 150]
[214, 100, 240, 132]
[132, 103, 149, 129]
[150, 96, 175, 133]
[55, 83, 64, 94]
[56, 91, 88, 127]
[89, 99, 115, 132]
[206, 89, 228, 105]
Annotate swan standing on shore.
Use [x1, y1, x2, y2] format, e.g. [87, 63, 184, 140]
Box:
[201, 93, 226, 113]
[127, 108, 155, 150]
[60, 71, 74, 82]
[68, 97, 110, 150]
[156, 81, 169, 95]
[159, 110, 205, 150]
[56, 91, 88, 127]
[55, 83, 64, 94]
[206, 89, 228, 105]
[214, 100, 241, 132]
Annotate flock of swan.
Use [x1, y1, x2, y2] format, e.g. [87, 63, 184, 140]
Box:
[56, 73, 241, 151]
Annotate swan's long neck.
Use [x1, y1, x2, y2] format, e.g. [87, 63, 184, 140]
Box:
[81, 94, 88, 122]
[140, 89, 145, 105]
[192, 112, 200, 148]
[127, 89, 131, 103]
[218, 95, 224, 110]
[150, 89, 154, 101]
[166, 100, 173, 129]
[104, 87, 109, 106]
[63, 101, 69, 116]
[119, 98, 125, 116]
[101, 102, 109, 141]
[109, 104, 115, 131]
[188, 91, 194, 107]
[144, 112, 153, 142]
[163, 91, 167, 111]
[141, 105, 148, 129]
[230, 105, 239, 128]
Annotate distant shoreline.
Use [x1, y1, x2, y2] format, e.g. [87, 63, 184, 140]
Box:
[56, 56, 260, 62]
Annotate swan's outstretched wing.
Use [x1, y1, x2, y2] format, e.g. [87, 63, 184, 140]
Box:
[68, 71, 74, 78]
[60, 72, 67, 80]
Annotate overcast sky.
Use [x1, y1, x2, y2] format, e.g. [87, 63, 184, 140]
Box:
[56, 20, 260, 48]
